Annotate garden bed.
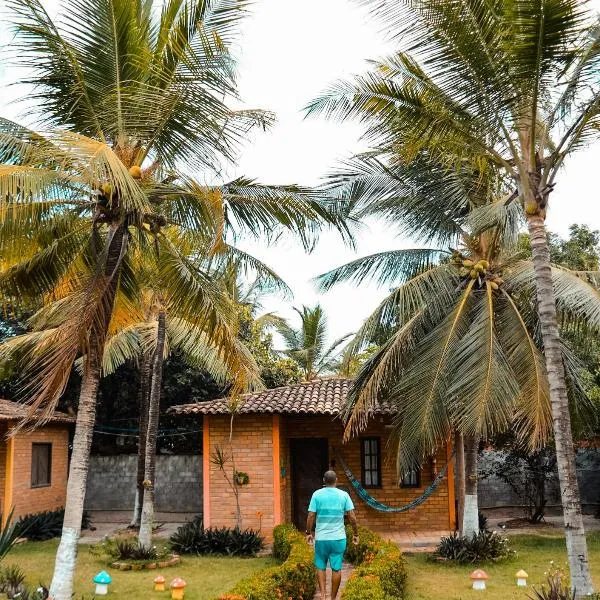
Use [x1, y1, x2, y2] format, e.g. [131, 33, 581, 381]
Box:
[110, 554, 181, 571]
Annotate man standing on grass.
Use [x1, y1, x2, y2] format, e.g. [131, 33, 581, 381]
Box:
[306, 470, 359, 600]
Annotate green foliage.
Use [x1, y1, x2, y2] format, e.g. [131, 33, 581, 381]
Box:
[14, 508, 91, 542]
[342, 526, 407, 600]
[237, 306, 301, 389]
[89, 536, 171, 564]
[219, 524, 315, 600]
[434, 531, 513, 564]
[0, 509, 22, 562]
[170, 518, 264, 557]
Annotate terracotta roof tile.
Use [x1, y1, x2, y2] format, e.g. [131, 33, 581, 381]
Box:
[0, 399, 75, 424]
[169, 377, 394, 417]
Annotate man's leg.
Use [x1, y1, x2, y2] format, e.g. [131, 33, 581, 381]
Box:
[317, 569, 327, 599]
[329, 539, 346, 600]
[314, 541, 328, 600]
[330, 569, 342, 600]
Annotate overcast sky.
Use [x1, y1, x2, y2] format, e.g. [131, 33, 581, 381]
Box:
[1, 0, 600, 345]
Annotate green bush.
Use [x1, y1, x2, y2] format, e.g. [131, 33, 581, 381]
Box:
[218, 524, 315, 600]
[170, 517, 264, 557]
[342, 526, 407, 600]
[14, 508, 91, 541]
[434, 530, 513, 564]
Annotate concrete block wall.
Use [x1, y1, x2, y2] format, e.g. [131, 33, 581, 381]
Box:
[478, 448, 600, 511]
[85, 455, 202, 512]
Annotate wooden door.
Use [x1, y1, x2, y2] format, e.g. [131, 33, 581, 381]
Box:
[290, 438, 329, 530]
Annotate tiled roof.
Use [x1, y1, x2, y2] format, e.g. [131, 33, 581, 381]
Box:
[169, 377, 394, 417]
[0, 399, 75, 424]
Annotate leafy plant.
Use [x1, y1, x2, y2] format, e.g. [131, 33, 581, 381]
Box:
[220, 524, 315, 600]
[342, 526, 407, 600]
[14, 508, 91, 542]
[528, 567, 574, 600]
[170, 520, 263, 557]
[113, 539, 158, 561]
[434, 531, 513, 564]
[0, 510, 21, 562]
[0, 564, 26, 597]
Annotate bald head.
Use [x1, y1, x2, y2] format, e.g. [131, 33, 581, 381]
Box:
[323, 470, 338, 486]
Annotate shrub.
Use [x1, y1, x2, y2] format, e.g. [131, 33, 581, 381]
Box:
[89, 536, 171, 564]
[434, 530, 513, 564]
[342, 526, 407, 600]
[218, 524, 315, 600]
[14, 508, 91, 541]
[170, 518, 263, 557]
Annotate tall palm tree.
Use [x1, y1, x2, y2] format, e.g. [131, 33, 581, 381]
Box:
[317, 157, 600, 537]
[278, 304, 351, 380]
[308, 3, 600, 591]
[0, 2, 346, 597]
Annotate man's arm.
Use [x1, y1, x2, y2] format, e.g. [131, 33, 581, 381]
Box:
[346, 509, 359, 544]
[306, 511, 316, 544]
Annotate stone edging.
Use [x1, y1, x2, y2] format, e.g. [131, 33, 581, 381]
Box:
[110, 554, 181, 571]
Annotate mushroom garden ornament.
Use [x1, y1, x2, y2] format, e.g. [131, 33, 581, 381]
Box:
[154, 575, 166, 592]
[93, 571, 112, 595]
[516, 570, 529, 587]
[170, 577, 187, 600]
[470, 569, 489, 590]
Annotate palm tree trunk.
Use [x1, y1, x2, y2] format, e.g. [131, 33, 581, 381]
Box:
[139, 311, 166, 548]
[455, 431, 465, 533]
[49, 223, 126, 599]
[527, 213, 593, 597]
[131, 352, 151, 528]
[462, 435, 479, 537]
[49, 347, 101, 600]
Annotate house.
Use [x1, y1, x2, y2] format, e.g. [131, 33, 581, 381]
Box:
[0, 399, 74, 524]
[170, 378, 456, 541]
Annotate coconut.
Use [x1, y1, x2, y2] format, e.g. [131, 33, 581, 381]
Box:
[129, 165, 142, 179]
[525, 200, 538, 215]
[490, 282, 499, 291]
[463, 259, 475, 268]
[101, 183, 113, 197]
[470, 269, 478, 279]
[475, 263, 485, 273]
[480, 260, 490, 269]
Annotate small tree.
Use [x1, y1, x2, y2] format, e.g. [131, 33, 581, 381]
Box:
[483, 434, 557, 524]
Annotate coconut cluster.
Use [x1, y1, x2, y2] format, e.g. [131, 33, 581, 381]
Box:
[94, 165, 143, 221]
[450, 252, 504, 290]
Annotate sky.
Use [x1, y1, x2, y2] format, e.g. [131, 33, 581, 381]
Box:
[1, 0, 600, 345]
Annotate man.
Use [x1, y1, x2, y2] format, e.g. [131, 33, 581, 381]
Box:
[306, 470, 359, 600]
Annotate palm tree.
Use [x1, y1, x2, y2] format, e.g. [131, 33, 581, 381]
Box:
[0, 2, 346, 597]
[317, 157, 600, 538]
[308, 3, 600, 591]
[278, 304, 351, 380]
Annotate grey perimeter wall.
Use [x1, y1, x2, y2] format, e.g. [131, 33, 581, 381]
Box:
[478, 448, 600, 510]
[85, 455, 202, 512]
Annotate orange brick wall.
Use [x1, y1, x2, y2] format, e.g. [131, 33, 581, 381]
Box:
[207, 415, 275, 537]
[7, 425, 70, 519]
[206, 413, 452, 539]
[281, 415, 452, 534]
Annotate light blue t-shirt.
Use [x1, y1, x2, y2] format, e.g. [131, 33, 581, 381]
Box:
[308, 487, 354, 541]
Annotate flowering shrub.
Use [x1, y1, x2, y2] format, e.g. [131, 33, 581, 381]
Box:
[217, 524, 315, 600]
[342, 526, 407, 600]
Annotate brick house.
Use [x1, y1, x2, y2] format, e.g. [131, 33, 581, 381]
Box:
[171, 378, 456, 541]
[0, 399, 74, 524]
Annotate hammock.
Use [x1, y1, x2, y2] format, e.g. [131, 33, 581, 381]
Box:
[334, 448, 453, 513]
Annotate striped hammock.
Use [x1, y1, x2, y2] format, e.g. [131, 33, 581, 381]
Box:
[334, 448, 453, 513]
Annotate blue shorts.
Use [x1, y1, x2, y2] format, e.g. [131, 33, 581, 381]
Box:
[314, 539, 346, 571]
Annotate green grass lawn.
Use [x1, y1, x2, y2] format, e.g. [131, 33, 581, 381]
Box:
[404, 531, 600, 600]
[6, 539, 276, 599]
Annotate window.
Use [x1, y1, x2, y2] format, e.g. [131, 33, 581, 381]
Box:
[360, 438, 381, 488]
[31, 443, 52, 488]
[401, 467, 420, 488]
